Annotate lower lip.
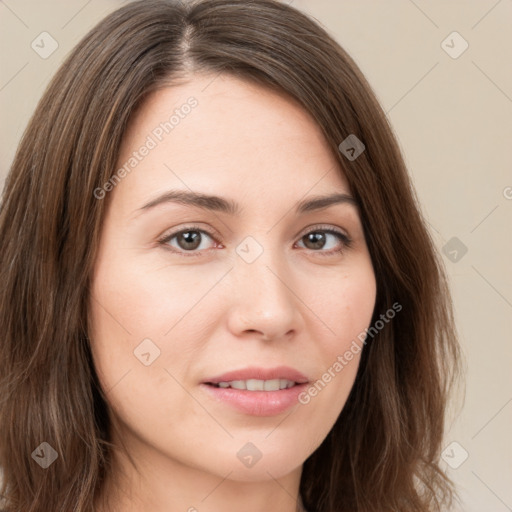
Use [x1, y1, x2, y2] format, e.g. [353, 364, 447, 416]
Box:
[200, 383, 309, 416]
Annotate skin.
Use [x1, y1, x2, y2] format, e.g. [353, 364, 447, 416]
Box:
[89, 73, 377, 512]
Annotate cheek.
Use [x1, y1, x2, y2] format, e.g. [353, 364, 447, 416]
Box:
[296, 259, 376, 438]
[313, 259, 377, 355]
[88, 251, 217, 345]
[87, 256, 200, 439]
[87, 247, 229, 399]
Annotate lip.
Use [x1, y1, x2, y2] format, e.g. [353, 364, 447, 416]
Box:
[200, 366, 310, 417]
[202, 365, 309, 385]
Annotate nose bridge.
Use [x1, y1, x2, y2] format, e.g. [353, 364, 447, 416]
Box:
[228, 234, 300, 338]
[236, 235, 292, 304]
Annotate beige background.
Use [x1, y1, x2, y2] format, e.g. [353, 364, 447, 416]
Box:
[1, 1, 511, 510]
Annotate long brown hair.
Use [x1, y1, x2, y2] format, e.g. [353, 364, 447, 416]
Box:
[0, 1, 461, 510]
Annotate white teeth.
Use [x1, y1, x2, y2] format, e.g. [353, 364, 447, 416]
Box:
[247, 379, 264, 391]
[263, 379, 280, 391]
[214, 379, 296, 390]
[230, 380, 246, 390]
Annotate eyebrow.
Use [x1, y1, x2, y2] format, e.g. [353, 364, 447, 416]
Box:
[136, 190, 357, 216]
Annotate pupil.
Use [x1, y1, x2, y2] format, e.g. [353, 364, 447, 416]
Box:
[178, 231, 201, 250]
[305, 232, 325, 249]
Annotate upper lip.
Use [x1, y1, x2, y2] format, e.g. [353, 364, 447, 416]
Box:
[203, 366, 309, 385]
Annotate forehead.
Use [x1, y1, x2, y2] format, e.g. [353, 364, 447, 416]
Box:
[113, 73, 351, 211]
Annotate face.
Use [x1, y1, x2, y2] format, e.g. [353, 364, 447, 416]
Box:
[89, 73, 376, 486]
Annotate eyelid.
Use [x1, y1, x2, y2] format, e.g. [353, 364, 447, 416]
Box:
[157, 223, 352, 256]
[296, 223, 350, 242]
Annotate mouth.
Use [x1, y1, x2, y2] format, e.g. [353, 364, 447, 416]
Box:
[205, 378, 300, 391]
[200, 366, 310, 416]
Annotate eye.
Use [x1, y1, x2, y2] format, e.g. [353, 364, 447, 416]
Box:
[158, 224, 352, 257]
[158, 226, 218, 255]
[296, 227, 351, 255]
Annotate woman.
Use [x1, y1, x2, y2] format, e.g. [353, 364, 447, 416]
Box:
[0, 0, 461, 511]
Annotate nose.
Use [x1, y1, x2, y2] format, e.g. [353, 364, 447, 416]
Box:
[225, 247, 303, 341]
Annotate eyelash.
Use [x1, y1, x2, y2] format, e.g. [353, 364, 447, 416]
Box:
[157, 224, 352, 258]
